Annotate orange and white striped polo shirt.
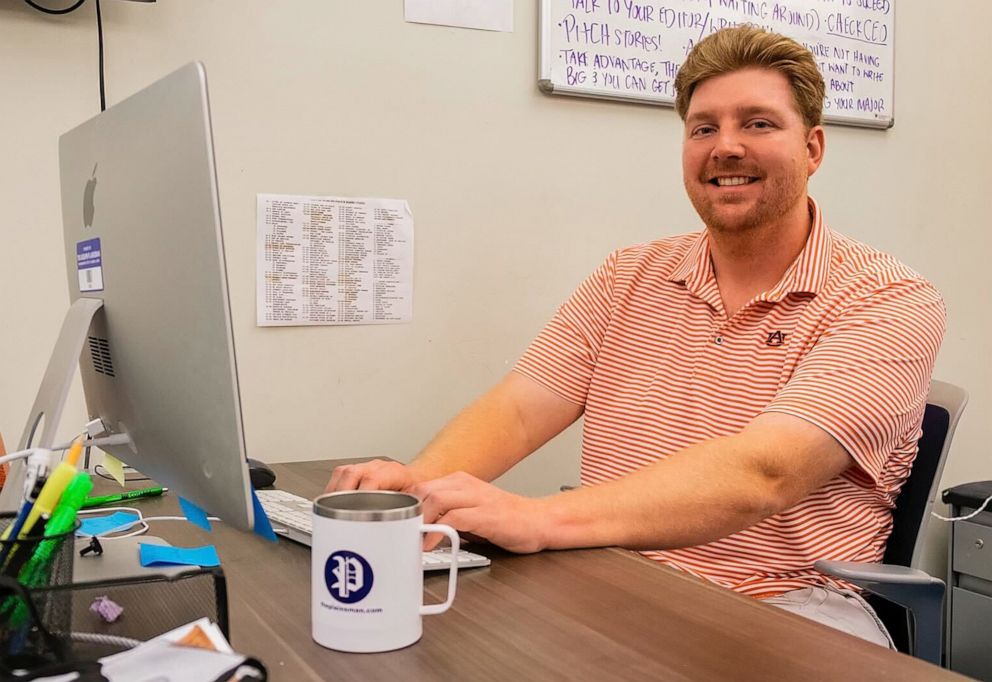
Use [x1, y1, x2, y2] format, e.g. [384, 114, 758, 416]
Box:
[514, 198, 945, 597]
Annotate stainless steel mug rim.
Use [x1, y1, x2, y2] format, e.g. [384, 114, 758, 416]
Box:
[313, 490, 422, 521]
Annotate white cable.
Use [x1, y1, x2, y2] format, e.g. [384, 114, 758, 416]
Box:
[71, 631, 142, 648]
[140, 515, 221, 527]
[99, 526, 149, 540]
[53, 433, 132, 452]
[78, 506, 149, 539]
[931, 493, 992, 522]
[2, 427, 98, 464]
[78, 508, 221, 540]
[0, 448, 40, 466]
[6, 449, 57, 501]
[77, 506, 139, 516]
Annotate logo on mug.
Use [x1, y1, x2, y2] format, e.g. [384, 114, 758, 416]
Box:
[325, 550, 374, 604]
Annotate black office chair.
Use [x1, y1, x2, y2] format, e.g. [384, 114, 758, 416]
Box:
[815, 380, 968, 666]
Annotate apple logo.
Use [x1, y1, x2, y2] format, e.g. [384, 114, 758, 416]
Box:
[83, 163, 97, 228]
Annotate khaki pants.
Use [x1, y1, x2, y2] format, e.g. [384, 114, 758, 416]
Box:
[762, 586, 896, 649]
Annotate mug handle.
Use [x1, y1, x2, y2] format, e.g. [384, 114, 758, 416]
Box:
[420, 523, 459, 616]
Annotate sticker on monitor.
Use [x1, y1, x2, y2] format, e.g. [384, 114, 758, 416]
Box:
[76, 237, 104, 292]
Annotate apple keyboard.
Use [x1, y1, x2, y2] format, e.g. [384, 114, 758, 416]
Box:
[256, 488, 491, 571]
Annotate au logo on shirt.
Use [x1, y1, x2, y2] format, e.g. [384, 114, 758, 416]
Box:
[766, 331, 787, 347]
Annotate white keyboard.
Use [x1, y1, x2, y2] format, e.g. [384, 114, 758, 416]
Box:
[256, 489, 491, 571]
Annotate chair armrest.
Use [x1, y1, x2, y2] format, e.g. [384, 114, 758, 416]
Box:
[814, 560, 941, 586]
[814, 559, 945, 664]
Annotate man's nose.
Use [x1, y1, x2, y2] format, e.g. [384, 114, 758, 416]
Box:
[711, 129, 746, 160]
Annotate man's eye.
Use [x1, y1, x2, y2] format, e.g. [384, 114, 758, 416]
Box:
[750, 120, 774, 129]
[692, 126, 715, 137]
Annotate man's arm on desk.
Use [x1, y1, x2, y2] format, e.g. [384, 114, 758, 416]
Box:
[326, 372, 853, 554]
[325, 372, 584, 492]
[406, 412, 852, 553]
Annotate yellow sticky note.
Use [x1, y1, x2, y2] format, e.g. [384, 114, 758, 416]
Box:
[102, 453, 126, 487]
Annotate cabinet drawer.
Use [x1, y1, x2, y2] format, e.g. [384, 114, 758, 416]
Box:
[953, 520, 992, 582]
[950, 587, 992, 678]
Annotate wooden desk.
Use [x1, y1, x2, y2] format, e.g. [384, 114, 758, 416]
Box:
[97, 460, 963, 681]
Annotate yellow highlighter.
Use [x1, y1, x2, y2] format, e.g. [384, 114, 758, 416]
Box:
[18, 436, 84, 538]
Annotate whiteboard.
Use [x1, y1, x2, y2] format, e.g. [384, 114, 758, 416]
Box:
[539, 0, 895, 128]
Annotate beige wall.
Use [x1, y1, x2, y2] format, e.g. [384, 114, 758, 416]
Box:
[1, 1, 988, 577]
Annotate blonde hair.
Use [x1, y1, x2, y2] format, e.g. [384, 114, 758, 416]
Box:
[674, 25, 825, 129]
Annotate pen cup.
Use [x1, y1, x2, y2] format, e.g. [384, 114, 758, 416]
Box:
[0, 512, 79, 660]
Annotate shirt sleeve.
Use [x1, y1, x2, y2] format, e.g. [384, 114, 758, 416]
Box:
[513, 251, 619, 406]
[763, 276, 946, 486]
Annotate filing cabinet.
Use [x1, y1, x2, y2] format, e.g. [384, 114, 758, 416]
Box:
[943, 481, 992, 680]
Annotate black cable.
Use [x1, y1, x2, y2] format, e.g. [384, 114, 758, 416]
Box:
[96, 0, 106, 111]
[93, 464, 150, 482]
[23, 0, 106, 112]
[22, 0, 87, 14]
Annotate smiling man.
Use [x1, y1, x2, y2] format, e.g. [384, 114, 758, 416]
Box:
[327, 26, 945, 647]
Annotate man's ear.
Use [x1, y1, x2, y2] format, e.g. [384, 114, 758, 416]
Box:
[806, 125, 826, 177]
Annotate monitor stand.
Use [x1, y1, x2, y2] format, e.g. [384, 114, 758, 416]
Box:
[0, 297, 104, 512]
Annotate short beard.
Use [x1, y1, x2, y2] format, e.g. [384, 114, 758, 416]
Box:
[686, 171, 806, 236]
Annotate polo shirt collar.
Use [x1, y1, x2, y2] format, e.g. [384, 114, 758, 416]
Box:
[667, 197, 833, 302]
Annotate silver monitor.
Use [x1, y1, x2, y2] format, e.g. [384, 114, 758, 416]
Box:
[0, 63, 255, 531]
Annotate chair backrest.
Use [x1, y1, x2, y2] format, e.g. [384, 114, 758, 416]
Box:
[883, 380, 968, 569]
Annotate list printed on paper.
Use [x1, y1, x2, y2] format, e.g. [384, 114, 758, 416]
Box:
[257, 194, 414, 327]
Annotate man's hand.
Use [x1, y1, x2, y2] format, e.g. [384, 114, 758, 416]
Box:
[409, 472, 549, 554]
[325, 459, 420, 493]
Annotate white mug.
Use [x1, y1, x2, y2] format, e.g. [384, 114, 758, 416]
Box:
[310, 490, 459, 653]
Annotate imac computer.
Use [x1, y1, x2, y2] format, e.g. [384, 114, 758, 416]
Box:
[0, 63, 256, 532]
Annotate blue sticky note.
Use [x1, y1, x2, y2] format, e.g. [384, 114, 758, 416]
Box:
[178, 496, 212, 532]
[250, 487, 278, 542]
[139, 543, 220, 568]
[78, 511, 140, 537]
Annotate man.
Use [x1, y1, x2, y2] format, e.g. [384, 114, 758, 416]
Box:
[327, 26, 944, 647]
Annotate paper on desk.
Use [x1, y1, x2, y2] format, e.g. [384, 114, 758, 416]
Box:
[32, 619, 242, 681]
[257, 193, 414, 327]
[101, 618, 234, 659]
[100, 618, 242, 681]
[102, 638, 245, 681]
[405, 0, 513, 32]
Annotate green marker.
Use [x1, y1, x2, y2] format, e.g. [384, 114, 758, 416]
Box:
[5, 472, 93, 629]
[81, 486, 167, 508]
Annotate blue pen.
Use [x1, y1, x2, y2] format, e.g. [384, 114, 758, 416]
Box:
[0, 501, 35, 573]
[0, 450, 51, 573]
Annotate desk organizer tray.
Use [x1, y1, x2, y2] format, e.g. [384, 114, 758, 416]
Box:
[1, 561, 228, 676]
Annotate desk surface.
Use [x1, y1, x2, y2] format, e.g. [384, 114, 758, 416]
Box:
[94, 460, 963, 681]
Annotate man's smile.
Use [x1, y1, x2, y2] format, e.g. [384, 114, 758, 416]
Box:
[709, 176, 760, 187]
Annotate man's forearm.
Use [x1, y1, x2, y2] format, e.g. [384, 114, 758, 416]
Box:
[408, 390, 532, 484]
[537, 415, 852, 551]
[409, 372, 584, 484]
[538, 438, 779, 551]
